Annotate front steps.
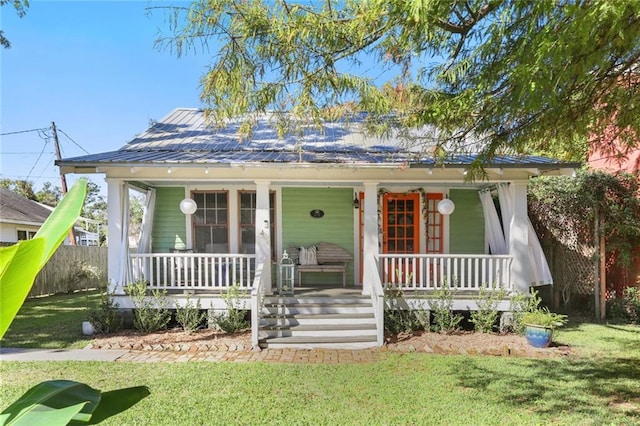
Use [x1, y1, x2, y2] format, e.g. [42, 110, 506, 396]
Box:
[258, 294, 379, 349]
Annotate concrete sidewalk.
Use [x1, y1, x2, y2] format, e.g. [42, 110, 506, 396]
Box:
[0, 347, 130, 362]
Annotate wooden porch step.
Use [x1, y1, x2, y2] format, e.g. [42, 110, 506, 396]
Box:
[258, 294, 379, 349]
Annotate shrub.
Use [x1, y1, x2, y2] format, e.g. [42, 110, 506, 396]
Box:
[384, 291, 429, 335]
[509, 290, 543, 334]
[428, 283, 463, 334]
[470, 285, 506, 333]
[175, 296, 206, 333]
[214, 285, 250, 333]
[88, 286, 123, 334]
[607, 286, 640, 323]
[125, 281, 171, 332]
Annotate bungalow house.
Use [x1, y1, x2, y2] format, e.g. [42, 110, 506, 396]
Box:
[58, 108, 578, 348]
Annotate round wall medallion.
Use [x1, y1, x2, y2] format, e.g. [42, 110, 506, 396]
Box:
[310, 209, 324, 218]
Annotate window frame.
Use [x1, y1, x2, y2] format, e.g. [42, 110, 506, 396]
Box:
[191, 190, 230, 253]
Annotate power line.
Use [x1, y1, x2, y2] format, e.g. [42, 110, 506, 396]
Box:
[24, 131, 51, 181]
[0, 127, 49, 136]
[57, 128, 91, 154]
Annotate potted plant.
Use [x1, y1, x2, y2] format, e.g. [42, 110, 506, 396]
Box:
[522, 308, 568, 348]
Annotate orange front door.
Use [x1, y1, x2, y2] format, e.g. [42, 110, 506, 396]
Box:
[382, 193, 420, 255]
[382, 193, 420, 284]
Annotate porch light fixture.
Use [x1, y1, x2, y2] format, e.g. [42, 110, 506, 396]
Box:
[353, 193, 360, 209]
[180, 198, 197, 215]
[437, 197, 455, 215]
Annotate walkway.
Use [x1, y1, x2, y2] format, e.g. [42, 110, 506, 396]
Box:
[0, 347, 383, 363]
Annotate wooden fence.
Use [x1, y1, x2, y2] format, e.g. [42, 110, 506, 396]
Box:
[0, 243, 108, 297]
[32, 245, 108, 297]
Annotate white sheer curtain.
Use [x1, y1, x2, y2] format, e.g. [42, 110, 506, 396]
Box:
[137, 187, 156, 254]
[496, 184, 512, 244]
[478, 190, 508, 255]
[118, 183, 132, 286]
[136, 187, 156, 281]
[496, 183, 553, 285]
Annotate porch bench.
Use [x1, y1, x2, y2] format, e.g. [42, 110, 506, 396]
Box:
[286, 242, 353, 287]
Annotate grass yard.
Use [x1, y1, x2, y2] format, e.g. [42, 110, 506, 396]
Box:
[1, 292, 640, 425]
[1, 353, 639, 425]
[0, 290, 101, 349]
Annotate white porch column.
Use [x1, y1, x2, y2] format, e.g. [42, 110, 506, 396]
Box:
[255, 180, 272, 293]
[509, 182, 529, 294]
[106, 178, 124, 294]
[362, 181, 379, 295]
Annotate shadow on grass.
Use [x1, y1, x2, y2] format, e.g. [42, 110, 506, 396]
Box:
[450, 355, 640, 422]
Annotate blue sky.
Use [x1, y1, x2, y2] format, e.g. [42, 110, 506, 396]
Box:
[1, 1, 211, 193]
[1, 1, 402, 195]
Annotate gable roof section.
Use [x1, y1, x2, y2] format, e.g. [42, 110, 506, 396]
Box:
[0, 188, 51, 226]
[58, 108, 579, 169]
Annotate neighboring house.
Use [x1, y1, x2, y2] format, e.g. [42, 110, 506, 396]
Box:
[0, 188, 52, 243]
[0, 188, 101, 246]
[588, 129, 640, 294]
[58, 108, 579, 348]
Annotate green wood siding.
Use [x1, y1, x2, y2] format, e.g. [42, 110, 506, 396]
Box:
[449, 189, 485, 254]
[152, 187, 187, 252]
[282, 187, 354, 285]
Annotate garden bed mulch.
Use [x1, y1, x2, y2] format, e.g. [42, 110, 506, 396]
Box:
[86, 328, 572, 358]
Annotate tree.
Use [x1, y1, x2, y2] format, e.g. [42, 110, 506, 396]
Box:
[36, 181, 62, 207]
[1, 0, 29, 49]
[0, 178, 37, 201]
[158, 0, 640, 174]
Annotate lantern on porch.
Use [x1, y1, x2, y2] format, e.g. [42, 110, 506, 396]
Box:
[278, 250, 295, 295]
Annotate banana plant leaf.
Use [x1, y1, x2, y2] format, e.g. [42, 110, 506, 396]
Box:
[0, 179, 87, 338]
[0, 380, 150, 426]
[0, 380, 100, 426]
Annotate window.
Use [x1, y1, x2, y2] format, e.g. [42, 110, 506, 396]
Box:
[17, 230, 37, 241]
[192, 191, 228, 253]
[239, 191, 275, 257]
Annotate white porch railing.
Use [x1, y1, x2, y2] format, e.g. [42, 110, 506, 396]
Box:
[378, 254, 513, 291]
[129, 253, 256, 290]
[366, 257, 385, 346]
[250, 259, 268, 348]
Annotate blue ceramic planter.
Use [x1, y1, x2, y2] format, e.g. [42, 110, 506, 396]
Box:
[525, 324, 553, 348]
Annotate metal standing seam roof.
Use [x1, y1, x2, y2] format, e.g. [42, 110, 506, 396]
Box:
[58, 108, 580, 168]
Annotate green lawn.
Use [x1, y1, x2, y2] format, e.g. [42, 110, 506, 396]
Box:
[1, 290, 101, 349]
[1, 293, 640, 425]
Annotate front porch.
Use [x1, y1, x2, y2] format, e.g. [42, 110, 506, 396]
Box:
[127, 251, 513, 293]
[122, 251, 515, 348]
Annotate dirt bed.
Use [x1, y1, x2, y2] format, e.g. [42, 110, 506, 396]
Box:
[87, 329, 571, 358]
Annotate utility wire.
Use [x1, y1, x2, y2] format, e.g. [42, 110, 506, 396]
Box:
[57, 128, 90, 154]
[24, 128, 52, 182]
[0, 127, 48, 136]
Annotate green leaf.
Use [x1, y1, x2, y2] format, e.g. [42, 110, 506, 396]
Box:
[72, 386, 151, 425]
[0, 239, 45, 338]
[34, 179, 88, 268]
[0, 380, 101, 426]
[0, 179, 87, 339]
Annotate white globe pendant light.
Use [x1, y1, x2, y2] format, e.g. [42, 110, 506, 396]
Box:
[180, 198, 197, 215]
[437, 198, 455, 215]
